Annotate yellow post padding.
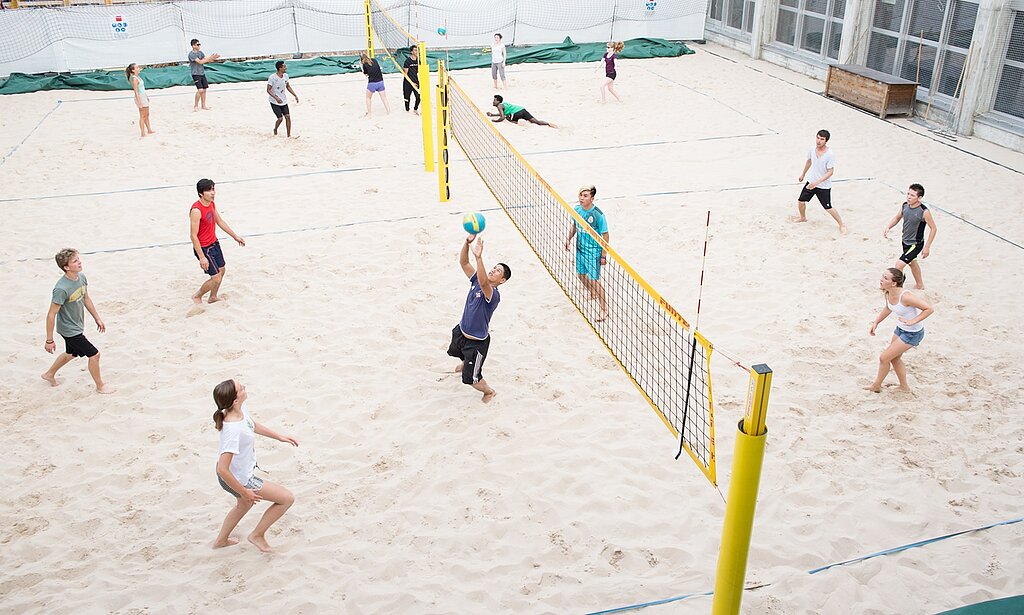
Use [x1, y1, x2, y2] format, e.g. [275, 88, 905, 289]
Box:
[418, 42, 434, 173]
[435, 61, 450, 202]
[712, 364, 772, 615]
[363, 0, 374, 58]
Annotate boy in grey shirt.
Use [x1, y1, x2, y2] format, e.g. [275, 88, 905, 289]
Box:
[41, 248, 114, 394]
[188, 38, 221, 111]
[883, 183, 937, 289]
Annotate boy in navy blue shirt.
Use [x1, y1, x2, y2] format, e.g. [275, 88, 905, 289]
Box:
[447, 235, 511, 403]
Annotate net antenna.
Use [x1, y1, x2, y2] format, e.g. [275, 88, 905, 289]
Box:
[366, 0, 435, 171]
[676, 210, 712, 461]
[442, 75, 718, 486]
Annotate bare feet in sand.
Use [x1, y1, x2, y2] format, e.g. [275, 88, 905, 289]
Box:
[864, 385, 881, 393]
[97, 384, 116, 394]
[839, 224, 849, 235]
[788, 216, 808, 223]
[482, 390, 497, 403]
[595, 310, 608, 322]
[208, 295, 222, 304]
[248, 533, 273, 552]
[192, 294, 203, 304]
[213, 537, 240, 549]
[41, 372, 58, 387]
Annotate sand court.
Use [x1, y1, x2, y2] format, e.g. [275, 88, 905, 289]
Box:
[1, 44, 1022, 613]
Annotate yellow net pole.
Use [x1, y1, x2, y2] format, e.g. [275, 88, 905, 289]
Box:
[418, 42, 435, 173]
[712, 363, 772, 615]
[436, 60, 450, 202]
[363, 0, 374, 57]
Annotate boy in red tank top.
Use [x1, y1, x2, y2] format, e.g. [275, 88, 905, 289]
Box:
[190, 178, 246, 304]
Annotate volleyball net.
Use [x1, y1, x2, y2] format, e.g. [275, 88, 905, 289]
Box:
[442, 73, 718, 486]
[365, 0, 434, 171]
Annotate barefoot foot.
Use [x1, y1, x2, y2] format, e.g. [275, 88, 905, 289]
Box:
[595, 310, 608, 322]
[248, 533, 273, 552]
[213, 537, 240, 549]
[481, 389, 497, 403]
[863, 385, 881, 393]
[788, 216, 808, 223]
[41, 372, 58, 387]
[208, 295, 222, 304]
[839, 224, 849, 235]
[192, 293, 203, 305]
[96, 384, 116, 395]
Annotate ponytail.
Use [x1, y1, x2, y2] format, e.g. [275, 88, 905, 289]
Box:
[212, 379, 238, 430]
[612, 42, 625, 54]
[125, 63, 135, 82]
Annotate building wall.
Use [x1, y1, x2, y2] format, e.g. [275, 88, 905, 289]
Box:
[705, 0, 1024, 152]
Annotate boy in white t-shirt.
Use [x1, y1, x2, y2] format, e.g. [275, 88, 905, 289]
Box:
[266, 60, 300, 137]
[791, 129, 847, 235]
[491, 33, 507, 89]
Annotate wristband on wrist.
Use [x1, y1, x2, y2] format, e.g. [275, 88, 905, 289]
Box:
[46, 340, 54, 343]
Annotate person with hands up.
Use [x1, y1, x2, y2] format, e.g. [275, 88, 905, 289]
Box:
[212, 379, 298, 552]
[866, 268, 933, 393]
[447, 234, 511, 403]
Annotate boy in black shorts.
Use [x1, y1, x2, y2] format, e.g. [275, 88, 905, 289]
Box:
[447, 235, 511, 403]
[41, 248, 114, 394]
[188, 39, 221, 111]
[487, 95, 557, 128]
[791, 129, 847, 235]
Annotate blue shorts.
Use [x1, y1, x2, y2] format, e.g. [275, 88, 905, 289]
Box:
[218, 474, 264, 498]
[895, 326, 924, 347]
[367, 81, 385, 93]
[575, 250, 602, 280]
[195, 240, 225, 276]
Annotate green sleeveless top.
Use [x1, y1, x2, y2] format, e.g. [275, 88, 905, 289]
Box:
[501, 102, 524, 118]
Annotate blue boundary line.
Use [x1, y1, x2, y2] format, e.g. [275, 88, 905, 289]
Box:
[585, 516, 1024, 614]
[0, 99, 61, 168]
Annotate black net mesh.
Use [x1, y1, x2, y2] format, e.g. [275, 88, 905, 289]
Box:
[445, 76, 717, 485]
[369, 0, 419, 90]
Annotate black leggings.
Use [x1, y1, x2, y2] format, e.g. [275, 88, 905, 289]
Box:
[403, 79, 420, 111]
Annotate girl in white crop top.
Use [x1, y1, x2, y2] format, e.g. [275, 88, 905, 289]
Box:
[212, 378, 299, 552]
[867, 267, 933, 393]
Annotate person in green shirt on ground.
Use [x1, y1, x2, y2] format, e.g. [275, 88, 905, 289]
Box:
[487, 95, 557, 128]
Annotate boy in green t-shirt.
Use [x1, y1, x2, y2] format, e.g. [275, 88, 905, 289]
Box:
[41, 248, 114, 394]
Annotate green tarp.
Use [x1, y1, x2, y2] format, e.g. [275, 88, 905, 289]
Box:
[0, 37, 693, 95]
[936, 595, 1024, 615]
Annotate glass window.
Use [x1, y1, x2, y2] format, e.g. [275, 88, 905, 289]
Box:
[744, 1, 756, 32]
[806, 0, 829, 15]
[938, 50, 966, 96]
[908, 0, 946, 42]
[900, 41, 937, 88]
[832, 0, 847, 19]
[709, 0, 722, 22]
[947, 0, 978, 49]
[827, 22, 843, 60]
[873, 0, 905, 32]
[777, 9, 798, 45]
[728, 0, 744, 29]
[780, 0, 798, 7]
[995, 64, 1024, 119]
[801, 15, 826, 53]
[867, 31, 899, 73]
[1008, 12, 1024, 63]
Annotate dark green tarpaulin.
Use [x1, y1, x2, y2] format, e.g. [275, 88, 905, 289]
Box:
[0, 37, 692, 95]
[936, 595, 1024, 615]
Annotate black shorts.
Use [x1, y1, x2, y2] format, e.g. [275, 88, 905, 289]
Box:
[270, 102, 290, 118]
[606, 71, 617, 80]
[62, 334, 98, 358]
[447, 325, 490, 385]
[192, 74, 210, 89]
[509, 109, 534, 122]
[899, 242, 923, 264]
[798, 183, 832, 209]
[195, 240, 226, 276]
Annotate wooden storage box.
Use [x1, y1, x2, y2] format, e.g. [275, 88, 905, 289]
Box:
[825, 64, 918, 119]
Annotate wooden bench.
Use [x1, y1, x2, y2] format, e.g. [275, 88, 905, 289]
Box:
[825, 64, 918, 119]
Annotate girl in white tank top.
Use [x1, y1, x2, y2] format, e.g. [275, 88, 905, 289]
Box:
[867, 267, 933, 393]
